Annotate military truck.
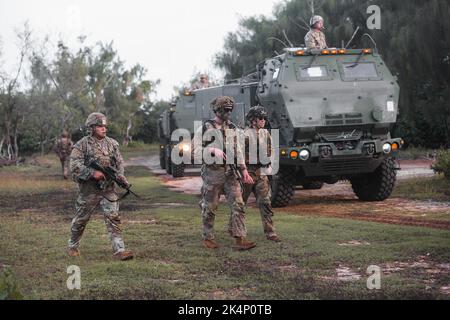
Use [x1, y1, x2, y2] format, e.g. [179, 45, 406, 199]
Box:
[158, 47, 403, 207]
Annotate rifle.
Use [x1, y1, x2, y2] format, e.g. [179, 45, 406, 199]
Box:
[229, 163, 245, 192]
[87, 158, 140, 202]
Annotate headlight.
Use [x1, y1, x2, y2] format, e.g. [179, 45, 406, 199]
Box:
[382, 143, 392, 154]
[178, 143, 191, 152]
[299, 149, 311, 161]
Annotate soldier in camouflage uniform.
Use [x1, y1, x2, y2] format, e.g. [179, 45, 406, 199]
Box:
[304, 15, 328, 50]
[243, 106, 281, 242]
[193, 96, 256, 251]
[54, 131, 73, 179]
[192, 74, 210, 90]
[67, 113, 134, 261]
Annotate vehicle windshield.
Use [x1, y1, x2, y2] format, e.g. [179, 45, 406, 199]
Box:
[342, 62, 378, 79]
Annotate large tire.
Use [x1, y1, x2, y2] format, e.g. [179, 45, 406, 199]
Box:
[172, 163, 185, 178]
[302, 181, 324, 190]
[165, 147, 172, 175]
[350, 157, 397, 201]
[270, 168, 295, 208]
[159, 148, 166, 170]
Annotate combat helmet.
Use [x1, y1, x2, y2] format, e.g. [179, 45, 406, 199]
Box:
[85, 113, 108, 127]
[310, 15, 324, 27]
[211, 96, 235, 114]
[246, 106, 268, 123]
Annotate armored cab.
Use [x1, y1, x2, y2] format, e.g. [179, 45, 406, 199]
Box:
[158, 47, 403, 206]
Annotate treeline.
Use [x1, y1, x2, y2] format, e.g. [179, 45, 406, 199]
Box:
[0, 23, 167, 160]
[215, 0, 450, 148]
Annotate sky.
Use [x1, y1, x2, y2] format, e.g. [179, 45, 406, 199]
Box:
[0, 0, 279, 100]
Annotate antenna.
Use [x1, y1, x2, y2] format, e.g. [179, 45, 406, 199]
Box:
[267, 37, 289, 48]
[282, 30, 294, 47]
[345, 26, 360, 49]
[289, 17, 309, 32]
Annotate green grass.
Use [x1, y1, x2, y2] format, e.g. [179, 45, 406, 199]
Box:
[393, 175, 450, 202]
[0, 155, 449, 300]
[121, 143, 160, 160]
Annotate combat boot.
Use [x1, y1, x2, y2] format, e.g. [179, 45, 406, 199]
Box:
[203, 239, 220, 249]
[267, 235, 282, 242]
[68, 248, 80, 257]
[113, 250, 134, 261]
[233, 238, 256, 251]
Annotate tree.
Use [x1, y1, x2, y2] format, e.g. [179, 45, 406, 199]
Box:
[0, 23, 32, 160]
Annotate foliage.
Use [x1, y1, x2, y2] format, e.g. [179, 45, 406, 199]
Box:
[0, 27, 165, 157]
[0, 267, 23, 300]
[432, 150, 450, 179]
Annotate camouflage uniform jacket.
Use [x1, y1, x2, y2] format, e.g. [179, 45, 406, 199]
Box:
[305, 29, 328, 50]
[244, 127, 273, 174]
[70, 136, 125, 189]
[192, 81, 209, 90]
[193, 119, 247, 171]
[54, 138, 73, 159]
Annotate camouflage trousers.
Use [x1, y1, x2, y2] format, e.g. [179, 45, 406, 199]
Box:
[60, 157, 70, 179]
[68, 189, 126, 253]
[243, 170, 277, 238]
[199, 166, 247, 240]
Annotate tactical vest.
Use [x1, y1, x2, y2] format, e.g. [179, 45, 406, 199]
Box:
[245, 128, 272, 169]
[83, 137, 117, 169]
[202, 119, 240, 165]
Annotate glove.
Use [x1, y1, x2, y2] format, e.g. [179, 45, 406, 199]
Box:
[117, 174, 131, 189]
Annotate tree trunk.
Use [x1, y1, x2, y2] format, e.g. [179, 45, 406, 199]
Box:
[123, 118, 133, 147]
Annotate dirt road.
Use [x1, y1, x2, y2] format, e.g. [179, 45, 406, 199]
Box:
[126, 156, 449, 229]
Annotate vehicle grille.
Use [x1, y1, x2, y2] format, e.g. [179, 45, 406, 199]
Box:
[325, 113, 363, 126]
[319, 158, 368, 174]
[320, 130, 363, 142]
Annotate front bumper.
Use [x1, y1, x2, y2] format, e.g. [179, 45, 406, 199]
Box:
[279, 138, 403, 177]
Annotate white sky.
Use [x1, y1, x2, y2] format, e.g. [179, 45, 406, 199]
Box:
[0, 0, 278, 100]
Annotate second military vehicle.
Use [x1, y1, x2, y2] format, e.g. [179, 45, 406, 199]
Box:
[158, 47, 403, 207]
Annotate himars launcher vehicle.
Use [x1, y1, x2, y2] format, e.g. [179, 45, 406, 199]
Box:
[158, 47, 404, 207]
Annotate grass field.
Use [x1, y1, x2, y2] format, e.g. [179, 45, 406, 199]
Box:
[0, 151, 449, 300]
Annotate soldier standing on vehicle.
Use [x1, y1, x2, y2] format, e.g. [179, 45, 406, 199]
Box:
[54, 131, 73, 180]
[243, 106, 281, 242]
[193, 96, 256, 251]
[304, 15, 328, 50]
[68, 113, 134, 261]
[192, 74, 210, 90]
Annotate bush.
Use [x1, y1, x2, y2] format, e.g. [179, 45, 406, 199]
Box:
[432, 150, 450, 179]
[0, 266, 23, 300]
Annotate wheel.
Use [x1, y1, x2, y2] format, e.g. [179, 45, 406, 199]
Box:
[350, 157, 397, 201]
[302, 181, 324, 190]
[270, 168, 295, 208]
[159, 147, 166, 169]
[165, 146, 172, 175]
[171, 163, 185, 178]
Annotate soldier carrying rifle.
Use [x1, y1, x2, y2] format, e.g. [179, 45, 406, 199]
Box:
[67, 113, 134, 261]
